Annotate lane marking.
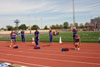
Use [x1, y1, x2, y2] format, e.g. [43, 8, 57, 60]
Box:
[0, 47, 100, 54]
[0, 58, 50, 67]
[0, 47, 100, 56]
[0, 53, 100, 66]
[0, 49, 100, 59]
[1, 45, 100, 52]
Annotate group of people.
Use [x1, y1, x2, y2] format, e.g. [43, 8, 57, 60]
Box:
[10, 30, 25, 48]
[34, 28, 59, 47]
[10, 27, 80, 50]
[73, 27, 80, 50]
[49, 26, 80, 50]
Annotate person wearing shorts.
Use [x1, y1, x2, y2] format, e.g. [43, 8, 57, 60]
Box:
[10, 31, 16, 48]
[74, 34, 80, 50]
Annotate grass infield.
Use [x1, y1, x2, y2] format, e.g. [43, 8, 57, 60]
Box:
[0, 31, 100, 43]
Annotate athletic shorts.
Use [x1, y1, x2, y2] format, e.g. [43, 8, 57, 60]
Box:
[11, 37, 15, 40]
[75, 42, 79, 46]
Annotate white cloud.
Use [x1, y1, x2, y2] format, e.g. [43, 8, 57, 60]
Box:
[0, 0, 99, 15]
[0, 0, 91, 15]
[0, 0, 50, 14]
[0, 0, 100, 28]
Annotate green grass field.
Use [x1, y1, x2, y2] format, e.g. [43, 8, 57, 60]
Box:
[0, 31, 100, 43]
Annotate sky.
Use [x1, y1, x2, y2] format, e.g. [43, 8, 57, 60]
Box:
[0, 0, 100, 28]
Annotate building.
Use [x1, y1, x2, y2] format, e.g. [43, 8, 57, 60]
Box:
[89, 17, 100, 31]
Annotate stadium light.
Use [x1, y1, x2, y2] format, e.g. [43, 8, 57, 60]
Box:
[73, 0, 75, 26]
[14, 19, 20, 32]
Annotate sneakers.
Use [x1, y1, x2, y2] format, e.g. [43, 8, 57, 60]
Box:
[75, 48, 77, 50]
[77, 48, 80, 50]
[9, 45, 12, 48]
[75, 48, 80, 50]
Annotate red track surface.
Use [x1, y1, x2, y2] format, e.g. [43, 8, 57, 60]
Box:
[0, 41, 100, 67]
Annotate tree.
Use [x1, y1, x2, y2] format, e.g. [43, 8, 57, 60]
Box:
[63, 22, 69, 29]
[69, 23, 73, 28]
[59, 24, 63, 29]
[56, 24, 60, 29]
[6, 25, 13, 31]
[50, 24, 63, 29]
[19, 24, 27, 30]
[51, 25, 56, 29]
[44, 25, 48, 29]
[0, 28, 6, 31]
[31, 25, 40, 30]
[74, 23, 78, 28]
[79, 23, 84, 29]
[85, 22, 89, 28]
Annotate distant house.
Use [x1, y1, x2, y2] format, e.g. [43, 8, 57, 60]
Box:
[89, 17, 100, 31]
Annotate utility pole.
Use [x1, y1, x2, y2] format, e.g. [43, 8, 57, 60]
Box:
[29, 15, 32, 34]
[34, 16, 38, 25]
[73, 0, 75, 26]
[41, 17, 43, 29]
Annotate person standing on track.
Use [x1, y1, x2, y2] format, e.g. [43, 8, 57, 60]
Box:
[74, 34, 80, 50]
[49, 27, 53, 44]
[21, 30, 26, 42]
[34, 29, 40, 47]
[73, 27, 77, 44]
[10, 31, 16, 48]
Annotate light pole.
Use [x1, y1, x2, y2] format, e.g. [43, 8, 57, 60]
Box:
[34, 16, 38, 25]
[73, 0, 75, 26]
[41, 17, 43, 29]
[14, 19, 19, 33]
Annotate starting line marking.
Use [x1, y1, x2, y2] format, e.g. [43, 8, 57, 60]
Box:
[0, 53, 100, 66]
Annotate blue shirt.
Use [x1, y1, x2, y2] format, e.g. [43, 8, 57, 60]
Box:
[73, 29, 77, 34]
[49, 30, 52, 37]
[35, 31, 39, 39]
[10, 32, 16, 39]
[21, 31, 24, 35]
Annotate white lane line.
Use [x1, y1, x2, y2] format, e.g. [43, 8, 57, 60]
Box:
[0, 58, 50, 67]
[0, 53, 100, 66]
[28, 49, 100, 55]
[1, 46, 100, 53]
[70, 51, 100, 55]
[0, 49, 100, 59]
[0, 47, 100, 55]
[17, 51, 100, 59]
[0, 47, 100, 56]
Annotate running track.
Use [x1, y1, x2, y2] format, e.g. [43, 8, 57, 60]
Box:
[0, 41, 100, 67]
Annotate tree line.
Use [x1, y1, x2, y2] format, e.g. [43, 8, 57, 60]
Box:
[44, 22, 90, 29]
[0, 22, 90, 31]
